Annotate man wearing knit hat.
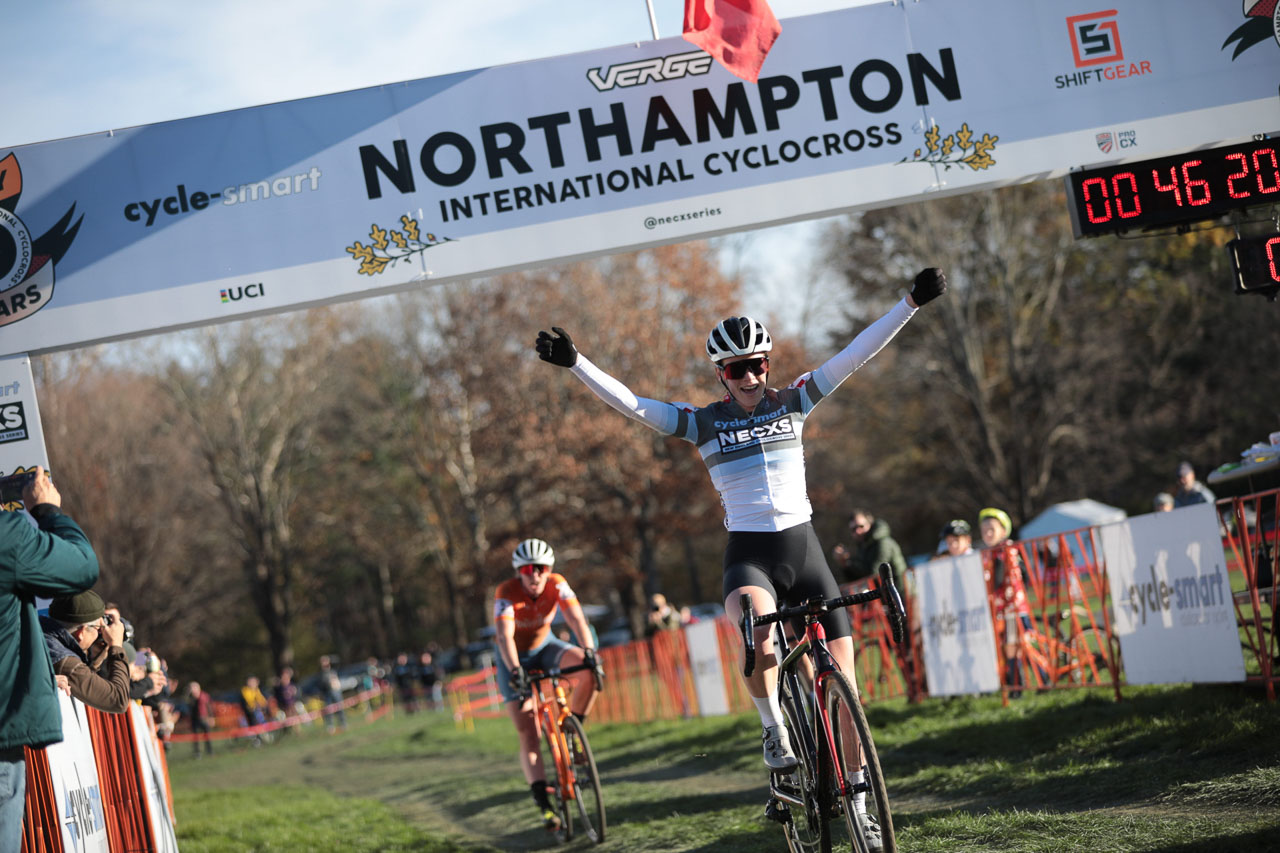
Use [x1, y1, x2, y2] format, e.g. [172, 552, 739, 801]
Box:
[1, 465, 99, 851]
[41, 588, 131, 713]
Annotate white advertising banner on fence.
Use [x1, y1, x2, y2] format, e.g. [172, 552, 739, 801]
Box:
[129, 703, 179, 853]
[0, 355, 48, 482]
[1, 1, 1275, 356]
[685, 619, 730, 716]
[1099, 506, 1246, 685]
[43, 694, 110, 852]
[916, 553, 1001, 696]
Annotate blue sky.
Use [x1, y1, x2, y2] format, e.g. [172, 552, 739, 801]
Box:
[7, 0, 878, 343]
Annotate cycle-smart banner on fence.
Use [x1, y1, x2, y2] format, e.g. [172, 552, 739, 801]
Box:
[915, 553, 1001, 697]
[2, 0, 1275, 357]
[43, 693, 110, 853]
[1099, 505, 1247, 685]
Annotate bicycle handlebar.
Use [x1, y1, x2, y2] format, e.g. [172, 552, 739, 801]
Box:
[737, 563, 908, 677]
[527, 657, 605, 693]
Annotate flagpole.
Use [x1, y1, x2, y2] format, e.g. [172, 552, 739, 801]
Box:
[645, 0, 660, 39]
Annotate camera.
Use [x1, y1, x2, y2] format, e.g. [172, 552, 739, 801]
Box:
[0, 471, 36, 503]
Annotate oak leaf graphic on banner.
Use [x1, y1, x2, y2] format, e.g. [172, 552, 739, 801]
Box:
[901, 122, 1000, 171]
[345, 217, 453, 276]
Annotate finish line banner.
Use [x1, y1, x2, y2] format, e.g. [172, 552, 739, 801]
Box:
[2, 1, 1275, 355]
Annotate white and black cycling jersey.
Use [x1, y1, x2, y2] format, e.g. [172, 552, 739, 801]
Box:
[570, 297, 916, 532]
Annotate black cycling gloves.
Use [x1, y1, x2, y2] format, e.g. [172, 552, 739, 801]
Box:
[535, 327, 578, 368]
[509, 666, 529, 695]
[910, 268, 947, 306]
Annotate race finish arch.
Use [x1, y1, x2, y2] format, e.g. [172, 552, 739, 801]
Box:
[0, 0, 1277, 359]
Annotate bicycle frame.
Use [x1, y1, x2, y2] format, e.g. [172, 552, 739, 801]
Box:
[741, 563, 907, 852]
[526, 661, 603, 803]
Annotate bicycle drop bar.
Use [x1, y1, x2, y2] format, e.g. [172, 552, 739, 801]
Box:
[738, 562, 908, 677]
[528, 659, 605, 691]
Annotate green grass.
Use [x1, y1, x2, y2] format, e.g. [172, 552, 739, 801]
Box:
[167, 684, 1280, 851]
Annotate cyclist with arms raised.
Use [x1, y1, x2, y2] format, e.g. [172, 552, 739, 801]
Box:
[536, 269, 946, 847]
[493, 537, 599, 832]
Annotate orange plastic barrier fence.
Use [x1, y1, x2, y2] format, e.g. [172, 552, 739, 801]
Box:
[168, 686, 391, 743]
[1220, 486, 1279, 701]
[88, 706, 154, 853]
[20, 746, 63, 853]
[448, 495, 1280, 724]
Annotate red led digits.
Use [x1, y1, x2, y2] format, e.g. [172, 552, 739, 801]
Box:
[1070, 138, 1280, 238]
[1081, 177, 1111, 223]
[1268, 236, 1280, 284]
[1152, 166, 1183, 206]
[1226, 153, 1250, 199]
[1255, 148, 1279, 194]
[1181, 160, 1210, 206]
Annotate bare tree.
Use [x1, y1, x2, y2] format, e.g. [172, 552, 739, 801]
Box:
[161, 310, 348, 673]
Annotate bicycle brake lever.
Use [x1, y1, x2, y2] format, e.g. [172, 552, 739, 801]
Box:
[739, 593, 756, 678]
[878, 562, 908, 646]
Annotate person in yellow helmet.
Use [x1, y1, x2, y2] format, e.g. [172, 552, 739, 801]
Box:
[978, 507, 1036, 696]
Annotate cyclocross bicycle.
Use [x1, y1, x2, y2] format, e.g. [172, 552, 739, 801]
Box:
[739, 563, 907, 853]
[525, 659, 606, 844]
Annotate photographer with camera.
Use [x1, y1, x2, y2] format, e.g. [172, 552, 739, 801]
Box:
[40, 589, 131, 713]
[1, 465, 100, 850]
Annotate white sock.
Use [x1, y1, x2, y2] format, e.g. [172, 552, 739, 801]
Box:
[751, 694, 784, 729]
[851, 770, 866, 812]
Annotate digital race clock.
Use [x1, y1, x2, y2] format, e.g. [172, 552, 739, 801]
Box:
[1065, 137, 1280, 238]
[1228, 233, 1280, 296]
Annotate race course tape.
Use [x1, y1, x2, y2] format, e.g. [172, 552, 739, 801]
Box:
[169, 687, 390, 742]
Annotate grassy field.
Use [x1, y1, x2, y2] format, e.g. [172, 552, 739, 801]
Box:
[167, 684, 1280, 852]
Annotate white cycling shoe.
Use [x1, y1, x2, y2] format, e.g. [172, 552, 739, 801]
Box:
[856, 810, 883, 853]
[762, 724, 799, 772]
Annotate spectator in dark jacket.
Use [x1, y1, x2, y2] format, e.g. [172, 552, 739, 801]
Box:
[831, 509, 908, 590]
[41, 589, 131, 713]
[0, 466, 99, 850]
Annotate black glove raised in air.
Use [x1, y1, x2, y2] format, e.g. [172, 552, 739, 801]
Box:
[535, 327, 578, 368]
[910, 268, 948, 306]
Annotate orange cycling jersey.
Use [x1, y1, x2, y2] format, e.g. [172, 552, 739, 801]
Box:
[493, 572, 578, 652]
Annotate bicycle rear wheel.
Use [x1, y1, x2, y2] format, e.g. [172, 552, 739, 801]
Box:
[562, 715, 606, 843]
[778, 670, 831, 853]
[540, 711, 573, 842]
[824, 672, 895, 853]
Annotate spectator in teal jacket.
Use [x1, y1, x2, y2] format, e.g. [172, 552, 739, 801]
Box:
[0, 466, 100, 850]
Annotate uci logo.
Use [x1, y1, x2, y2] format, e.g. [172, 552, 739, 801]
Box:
[220, 283, 265, 304]
[0, 401, 28, 443]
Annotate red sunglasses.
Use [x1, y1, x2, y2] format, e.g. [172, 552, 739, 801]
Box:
[517, 564, 551, 576]
[722, 356, 768, 380]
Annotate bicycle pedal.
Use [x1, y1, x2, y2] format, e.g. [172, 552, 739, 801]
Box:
[764, 798, 791, 825]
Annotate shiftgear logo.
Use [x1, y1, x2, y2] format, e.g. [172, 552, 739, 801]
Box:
[1067, 10, 1123, 67]
[0, 153, 82, 328]
[1223, 1, 1280, 59]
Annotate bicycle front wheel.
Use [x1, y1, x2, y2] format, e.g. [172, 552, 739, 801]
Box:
[540, 710, 573, 843]
[562, 715, 606, 843]
[779, 670, 831, 853]
[824, 672, 895, 853]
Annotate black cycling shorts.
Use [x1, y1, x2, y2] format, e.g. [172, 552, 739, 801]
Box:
[722, 522, 851, 641]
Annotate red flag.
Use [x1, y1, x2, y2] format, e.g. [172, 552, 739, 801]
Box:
[683, 0, 782, 83]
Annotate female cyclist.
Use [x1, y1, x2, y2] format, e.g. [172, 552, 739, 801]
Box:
[534, 269, 945, 782]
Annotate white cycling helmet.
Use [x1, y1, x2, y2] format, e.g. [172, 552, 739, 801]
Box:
[512, 538, 555, 569]
[706, 316, 772, 363]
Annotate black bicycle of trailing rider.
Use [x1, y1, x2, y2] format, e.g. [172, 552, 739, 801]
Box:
[739, 563, 907, 853]
[523, 660, 606, 844]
